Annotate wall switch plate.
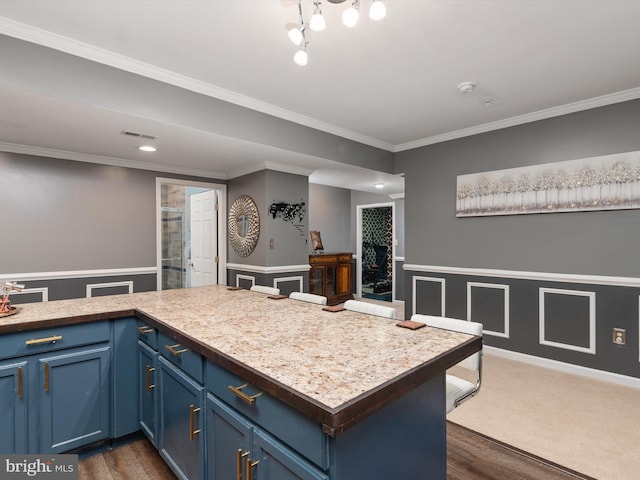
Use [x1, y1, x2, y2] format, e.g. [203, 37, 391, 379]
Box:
[269, 239, 274, 249]
[613, 328, 626, 345]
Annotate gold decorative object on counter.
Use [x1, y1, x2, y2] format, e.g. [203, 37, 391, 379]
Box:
[0, 281, 24, 317]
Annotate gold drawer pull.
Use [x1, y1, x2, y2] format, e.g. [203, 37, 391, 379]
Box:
[228, 383, 263, 405]
[237, 449, 249, 480]
[145, 365, 156, 392]
[25, 335, 62, 346]
[246, 457, 259, 480]
[136, 325, 154, 334]
[165, 344, 188, 356]
[189, 404, 201, 441]
[17, 367, 23, 398]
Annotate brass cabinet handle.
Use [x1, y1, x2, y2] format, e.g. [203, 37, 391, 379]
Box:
[25, 335, 62, 346]
[246, 457, 259, 480]
[237, 449, 249, 480]
[228, 383, 263, 405]
[44, 362, 49, 392]
[165, 344, 188, 356]
[17, 366, 23, 398]
[189, 404, 201, 441]
[145, 365, 156, 392]
[136, 325, 154, 334]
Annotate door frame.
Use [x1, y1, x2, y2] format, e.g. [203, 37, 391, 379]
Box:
[356, 202, 395, 301]
[155, 177, 227, 290]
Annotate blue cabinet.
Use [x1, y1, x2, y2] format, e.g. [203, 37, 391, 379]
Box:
[0, 360, 28, 453]
[206, 393, 252, 480]
[252, 428, 328, 480]
[0, 321, 112, 454]
[38, 345, 111, 453]
[206, 393, 327, 480]
[158, 356, 204, 480]
[138, 340, 158, 445]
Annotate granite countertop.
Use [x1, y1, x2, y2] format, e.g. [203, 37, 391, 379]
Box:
[0, 285, 481, 435]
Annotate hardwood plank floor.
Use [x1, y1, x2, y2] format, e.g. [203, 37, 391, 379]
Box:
[79, 424, 593, 480]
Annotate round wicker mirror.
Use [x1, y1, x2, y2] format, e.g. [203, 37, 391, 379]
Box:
[228, 195, 260, 257]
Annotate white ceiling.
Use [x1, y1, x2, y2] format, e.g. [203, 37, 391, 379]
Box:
[1, 0, 640, 195]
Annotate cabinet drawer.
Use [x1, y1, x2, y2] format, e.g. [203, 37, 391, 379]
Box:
[157, 331, 203, 383]
[0, 322, 110, 361]
[136, 320, 158, 349]
[206, 361, 328, 470]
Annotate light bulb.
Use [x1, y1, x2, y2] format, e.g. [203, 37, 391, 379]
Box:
[294, 49, 308, 66]
[342, 6, 359, 27]
[288, 27, 303, 46]
[310, 8, 326, 32]
[138, 145, 156, 152]
[369, 0, 386, 21]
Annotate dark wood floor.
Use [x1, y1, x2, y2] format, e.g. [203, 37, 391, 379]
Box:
[79, 424, 593, 480]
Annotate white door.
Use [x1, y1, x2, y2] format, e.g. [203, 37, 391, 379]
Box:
[189, 190, 218, 287]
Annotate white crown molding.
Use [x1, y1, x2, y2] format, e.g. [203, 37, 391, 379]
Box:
[395, 86, 640, 152]
[0, 267, 157, 282]
[0, 17, 394, 152]
[485, 346, 640, 390]
[227, 263, 311, 274]
[403, 264, 640, 288]
[0, 142, 228, 179]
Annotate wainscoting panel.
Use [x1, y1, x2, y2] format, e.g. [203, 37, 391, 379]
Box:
[539, 288, 595, 354]
[413, 276, 446, 317]
[227, 264, 310, 297]
[86, 281, 134, 298]
[467, 282, 509, 338]
[3, 270, 156, 303]
[404, 265, 640, 379]
[9, 287, 49, 303]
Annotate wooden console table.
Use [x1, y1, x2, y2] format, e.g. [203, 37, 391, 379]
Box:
[309, 252, 354, 305]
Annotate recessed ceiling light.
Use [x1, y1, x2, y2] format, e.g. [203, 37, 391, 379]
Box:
[375, 182, 385, 189]
[138, 145, 157, 152]
[457, 82, 476, 94]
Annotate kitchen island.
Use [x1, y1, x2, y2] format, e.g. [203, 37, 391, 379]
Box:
[1, 285, 481, 479]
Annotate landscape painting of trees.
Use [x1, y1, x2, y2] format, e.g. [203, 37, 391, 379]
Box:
[456, 151, 640, 217]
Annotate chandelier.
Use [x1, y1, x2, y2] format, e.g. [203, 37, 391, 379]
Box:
[288, 0, 387, 66]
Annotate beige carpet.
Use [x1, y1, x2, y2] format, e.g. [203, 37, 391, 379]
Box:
[447, 352, 640, 480]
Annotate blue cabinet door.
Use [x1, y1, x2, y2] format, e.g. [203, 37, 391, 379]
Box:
[138, 340, 158, 445]
[158, 356, 204, 480]
[0, 360, 28, 453]
[38, 345, 112, 453]
[112, 317, 140, 438]
[252, 428, 328, 480]
[206, 393, 252, 480]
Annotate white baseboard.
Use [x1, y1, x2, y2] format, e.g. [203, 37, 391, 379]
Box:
[484, 346, 640, 390]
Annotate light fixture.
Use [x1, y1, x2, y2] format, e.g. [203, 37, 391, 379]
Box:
[138, 145, 156, 152]
[342, 0, 360, 27]
[369, 0, 386, 20]
[458, 82, 477, 94]
[375, 182, 384, 189]
[294, 47, 308, 66]
[309, 1, 326, 32]
[288, 0, 386, 65]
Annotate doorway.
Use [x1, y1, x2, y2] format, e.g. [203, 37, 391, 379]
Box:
[357, 203, 395, 302]
[156, 178, 227, 290]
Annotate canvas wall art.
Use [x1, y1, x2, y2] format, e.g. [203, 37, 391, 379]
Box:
[456, 150, 640, 217]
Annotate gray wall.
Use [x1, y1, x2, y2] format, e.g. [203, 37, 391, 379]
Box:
[308, 184, 351, 252]
[397, 99, 640, 378]
[2, 152, 151, 271]
[396, 100, 640, 276]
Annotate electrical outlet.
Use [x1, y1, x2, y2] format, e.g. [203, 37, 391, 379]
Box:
[613, 328, 626, 345]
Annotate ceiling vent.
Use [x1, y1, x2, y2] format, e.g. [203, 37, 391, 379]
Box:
[120, 130, 158, 140]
